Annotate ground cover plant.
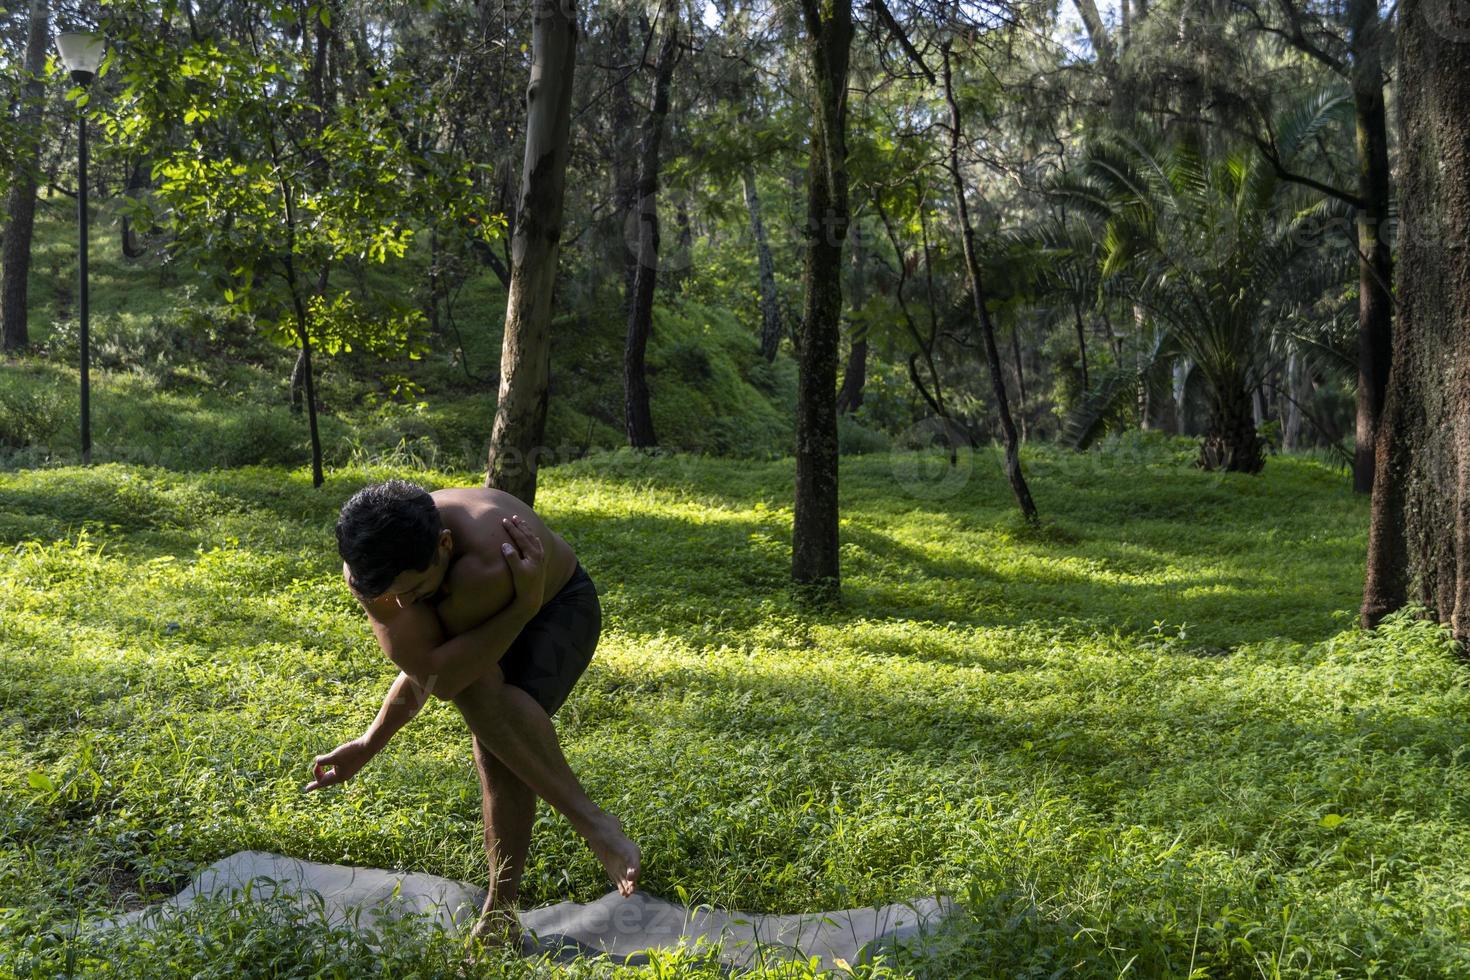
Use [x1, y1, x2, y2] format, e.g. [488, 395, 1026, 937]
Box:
[1, 444, 1468, 977]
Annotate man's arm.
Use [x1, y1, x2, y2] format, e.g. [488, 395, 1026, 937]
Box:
[348, 518, 548, 703]
[363, 671, 431, 751]
[379, 597, 537, 702]
[305, 670, 428, 790]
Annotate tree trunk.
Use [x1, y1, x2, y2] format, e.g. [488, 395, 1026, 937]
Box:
[120, 159, 152, 260]
[836, 336, 867, 415]
[485, 2, 578, 506]
[1197, 374, 1264, 473]
[274, 114, 327, 488]
[1010, 322, 1028, 441]
[624, 0, 679, 449]
[1349, 0, 1393, 494]
[743, 164, 784, 362]
[1, 0, 49, 353]
[792, 0, 853, 603]
[1282, 351, 1305, 450]
[1073, 299, 1090, 393]
[289, 297, 324, 488]
[836, 226, 868, 415]
[673, 191, 693, 283]
[609, 10, 639, 301]
[1361, 3, 1470, 638]
[290, 348, 306, 414]
[942, 43, 1038, 523]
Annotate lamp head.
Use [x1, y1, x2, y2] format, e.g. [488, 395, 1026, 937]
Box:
[56, 32, 105, 85]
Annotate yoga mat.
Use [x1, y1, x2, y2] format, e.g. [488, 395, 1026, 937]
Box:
[88, 850, 956, 971]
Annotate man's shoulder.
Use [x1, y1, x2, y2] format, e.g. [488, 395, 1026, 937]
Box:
[431, 486, 527, 511]
[445, 551, 509, 591]
[437, 552, 515, 636]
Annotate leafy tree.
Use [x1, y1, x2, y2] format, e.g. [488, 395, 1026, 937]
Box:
[100, 2, 496, 486]
[1056, 128, 1333, 472]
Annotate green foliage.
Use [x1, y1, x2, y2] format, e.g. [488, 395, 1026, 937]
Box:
[645, 300, 796, 456]
[1049, 121, 1342, 464]
[836, 415, 891, 455]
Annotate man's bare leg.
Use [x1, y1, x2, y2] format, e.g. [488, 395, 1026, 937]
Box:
[451, 667, 641, 898]
[470, 735, 533, 948]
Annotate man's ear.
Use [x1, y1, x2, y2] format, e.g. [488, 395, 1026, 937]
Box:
[439, 529, 453, 558]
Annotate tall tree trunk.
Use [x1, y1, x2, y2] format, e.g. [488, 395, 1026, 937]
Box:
[1072, 300, 1090, 393]
[1349, 0, 1393, 494]
[290, 348, 306, 414]
[277, 188, 324, 487]
[942, 43, 1038, 523]
[792, 0, 853, 602]
[836, 229, 867, 415]
[1010, 322, 1028, 441]
[485, 2, 578, 505]
[1282, 351, 1305, 450]
[624, 0, 679, 449]
[673, 191, 693, 283]
[836, 336, 867, 415]
[609, 10, 638, 301]
[1, 0, 49, 353]
[1361, 2, 1470, 637]
[743, 164, 784, 362]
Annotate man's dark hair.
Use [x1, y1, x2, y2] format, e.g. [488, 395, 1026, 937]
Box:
[335, 480, 441, 598]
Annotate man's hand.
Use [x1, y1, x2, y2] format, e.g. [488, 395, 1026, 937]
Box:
[304, 737, 377, 792]
[502, 514, 547, 612]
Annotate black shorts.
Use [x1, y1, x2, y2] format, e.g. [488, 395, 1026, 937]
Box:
[498, 562, 601, 717]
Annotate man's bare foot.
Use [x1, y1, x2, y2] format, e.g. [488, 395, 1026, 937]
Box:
[470, 906, 523, 951]
[587, 817, 641, 897]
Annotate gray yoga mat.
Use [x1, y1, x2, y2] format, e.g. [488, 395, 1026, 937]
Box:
[88, 850, 955, 971]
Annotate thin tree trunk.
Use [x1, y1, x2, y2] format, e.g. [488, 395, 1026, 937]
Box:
[624, 0, 679, 449]
[836, 336, 867, 415]
[673, 192, 693, 283]
[915, 196, 952, 431]
[1, 0, 49, 353]
[1361, 0, 1470, 638]
[792, 0, 853, 602]
[836, 229, 867, 415]
[1282, 351, 1304, 450]
[1349, 0, 1393, 494]
[610, 10, 638, 302]
[875, 197, 960, 465]
[290, 349, 306, 414]
[287, 279, 324, 488]
[1073, 299, 1090, 393]
[1010, 321, 1028, 441]
[485, 2, 578, 505]
[942, 43, 1038, 523]
[120, 160, 151, 260]
[744, 164, 784, 362]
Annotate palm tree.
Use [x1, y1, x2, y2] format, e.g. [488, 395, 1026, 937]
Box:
[1050, 121, 1340, 472]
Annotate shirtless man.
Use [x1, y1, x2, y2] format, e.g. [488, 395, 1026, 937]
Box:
[304, 479, 640, 948]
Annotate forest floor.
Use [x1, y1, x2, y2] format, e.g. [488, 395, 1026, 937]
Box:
[2, 445, 1467, 977]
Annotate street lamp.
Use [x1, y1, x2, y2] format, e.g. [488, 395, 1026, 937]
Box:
[56, 31, 104, 466]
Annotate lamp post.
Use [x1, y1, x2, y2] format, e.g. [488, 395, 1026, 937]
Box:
[56, 31, 104, 466]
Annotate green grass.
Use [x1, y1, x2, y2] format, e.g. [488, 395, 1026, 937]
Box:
[1, 444, 1467, 977]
